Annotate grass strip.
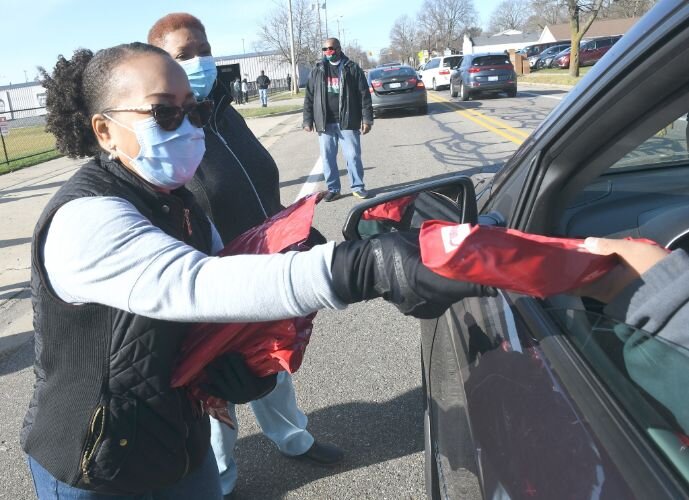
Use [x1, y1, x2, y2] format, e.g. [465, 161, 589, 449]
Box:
[237, 104, 303, 119]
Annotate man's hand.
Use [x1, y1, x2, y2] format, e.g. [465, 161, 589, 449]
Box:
[361, 123, 371, 135]
[574, 237, 668, 303]
[303, 125, 313, 132]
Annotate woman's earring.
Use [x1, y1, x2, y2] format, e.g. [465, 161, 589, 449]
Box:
[108, 147, 116, 161]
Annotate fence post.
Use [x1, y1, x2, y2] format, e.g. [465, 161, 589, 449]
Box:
[0, 133, 9, 166]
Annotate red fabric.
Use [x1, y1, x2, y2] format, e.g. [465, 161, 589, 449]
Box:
[419, 221, 624, 299]
[361, 195, 417, 222]
[171, 193, 322, 402]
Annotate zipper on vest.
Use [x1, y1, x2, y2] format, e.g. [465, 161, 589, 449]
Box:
[183, 208, 193, 238]
[81, 405, 107, 484]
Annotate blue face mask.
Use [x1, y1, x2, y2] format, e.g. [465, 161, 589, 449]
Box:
[179, 56, 218, 100]
[106, 115, 206, 190]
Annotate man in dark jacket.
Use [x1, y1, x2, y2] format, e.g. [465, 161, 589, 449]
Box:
[256, 70, 271, 107]
[303, 37, 373, 201]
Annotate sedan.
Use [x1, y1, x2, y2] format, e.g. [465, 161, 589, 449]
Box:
[368, 65, 428, 116]
[534, 43, 570, 69]
[345, 1, 689, 497]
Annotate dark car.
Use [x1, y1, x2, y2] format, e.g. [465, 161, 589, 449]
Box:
[534, 43, 571, 69]
[367, 65, 428, 115]
[556, 35, 622, 68]
[345, 1, 689, 498]
[449, 53, 517, 101]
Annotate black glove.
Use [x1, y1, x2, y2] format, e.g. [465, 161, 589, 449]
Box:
[202, 353, 278, 404]
[331, 231, 495, 319]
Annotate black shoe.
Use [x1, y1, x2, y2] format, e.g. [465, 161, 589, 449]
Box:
[292, 441, 344, 467]
[352, 189, 371, 199]
[324, 191, 341, 202]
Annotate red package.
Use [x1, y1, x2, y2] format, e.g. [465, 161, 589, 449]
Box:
[419, 221, 621, 299]
[171, 193, 323, 422]
[361, 195, 417, 223]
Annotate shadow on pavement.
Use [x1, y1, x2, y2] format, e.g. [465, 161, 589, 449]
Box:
[232, 387, 423, 498]
[0, 181, 64, 196]
[279, 168, 374, 189]
[0, 193, 49, 205]
[0, 335, 33, 376]
[0, 237, 32, 250]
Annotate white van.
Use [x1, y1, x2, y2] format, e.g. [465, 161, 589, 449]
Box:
[418, 55, 463, 90]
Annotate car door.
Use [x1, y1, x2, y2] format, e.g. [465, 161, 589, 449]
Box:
[427, 2, 689, 498]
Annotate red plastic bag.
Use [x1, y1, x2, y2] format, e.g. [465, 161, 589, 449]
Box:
[361, 195, 417, 223]
[171, 193, 323, 423]
[419, 221, 621, 299]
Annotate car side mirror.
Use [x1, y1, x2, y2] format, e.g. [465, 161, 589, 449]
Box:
[342, 175, 478, 241]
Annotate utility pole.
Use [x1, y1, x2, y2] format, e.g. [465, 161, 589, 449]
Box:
[23, 70, 28, 83]
[336, 16, 342, 41]
[323, 1, 328, 37]
[287, 0, 299, 94]
[242, 38, 245, 54]
[315, 2, 322, 43]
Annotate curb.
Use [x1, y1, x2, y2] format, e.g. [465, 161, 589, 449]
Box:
[517, 80, 575, 91]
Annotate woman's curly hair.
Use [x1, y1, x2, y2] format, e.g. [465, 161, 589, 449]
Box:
[39, 42, 169, 158]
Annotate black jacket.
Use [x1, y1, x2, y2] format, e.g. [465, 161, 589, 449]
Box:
[23, 155, 213, 494]
[188, 82, 282, 244]
[303, 56, 373, 132]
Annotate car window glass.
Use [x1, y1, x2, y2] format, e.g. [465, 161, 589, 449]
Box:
[425, 59, 439, 69]
[472, 56, 510, 66]
[369, 67, 415, 80]
[607, 115, 689, 172]
[547, 308, 689, 485]
[443, 56, 461, 68]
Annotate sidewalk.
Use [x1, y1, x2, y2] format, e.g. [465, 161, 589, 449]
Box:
[0, 112, 300, 358]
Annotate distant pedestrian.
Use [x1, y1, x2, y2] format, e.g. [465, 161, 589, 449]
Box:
[256, 70, 270, 107]
[233, 77, 243, 104]
[242, 78, 249, 103]
[286, 73, 292, 92]
[303, 37, 373, 201]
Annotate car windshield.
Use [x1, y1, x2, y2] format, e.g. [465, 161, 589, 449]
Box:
[369, 67, 416, 80]
[471, 56, 510, 67]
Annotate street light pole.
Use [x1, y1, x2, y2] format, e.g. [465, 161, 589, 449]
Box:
[323, 1, 328, 37]
[287, 0, 298, 94]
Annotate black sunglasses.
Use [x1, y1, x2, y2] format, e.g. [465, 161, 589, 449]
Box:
[322, 46, 338, 51]
[102, 100, 214, 131]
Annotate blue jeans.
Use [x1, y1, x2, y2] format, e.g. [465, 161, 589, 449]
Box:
[27, 447, 222, 500]
[210, 371, 313, 495]
[318, 123, 365, 193]
[259, 88, 268, 105]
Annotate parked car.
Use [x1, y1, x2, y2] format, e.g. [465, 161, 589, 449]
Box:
[534, 43, 571, 69]
[367, 65, 428, 115]
[345, 1, 689, 498]
[418, 55, 463, 91]
[449, 53, 517, 101]
[556, 35, 623, 68]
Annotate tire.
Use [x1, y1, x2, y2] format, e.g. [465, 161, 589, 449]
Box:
[450, 80, 458, 98]
[459, 81, 469, 101]
[418, 104, 428, 115]
[432, 78, 437, 91]
[507, 87, 517, 98]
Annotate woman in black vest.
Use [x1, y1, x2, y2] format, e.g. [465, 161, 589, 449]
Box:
[25, 41, 486, 499]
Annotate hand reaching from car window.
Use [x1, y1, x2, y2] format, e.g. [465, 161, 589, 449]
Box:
[575, 237, 668, 303]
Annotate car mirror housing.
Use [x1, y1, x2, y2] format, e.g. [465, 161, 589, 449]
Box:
[342, 175, 478, 241]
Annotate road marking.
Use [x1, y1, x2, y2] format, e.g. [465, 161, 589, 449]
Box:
[427, 94, 525, 145]
[295, 157, 323, 202]
[462, 108, 530, 139]
[519, 91, 564, 101]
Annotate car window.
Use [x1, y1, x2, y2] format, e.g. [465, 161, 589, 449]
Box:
[472, 56, 510, 67]
[369, 67, 416, 80]
[547, 309, 689, 484]
[607, 115, 689, 172]
[425, 59, 439, 70]
[443, 56, 461, 68]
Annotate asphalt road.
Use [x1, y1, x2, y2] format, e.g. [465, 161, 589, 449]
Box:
[0, 85, 563, 500]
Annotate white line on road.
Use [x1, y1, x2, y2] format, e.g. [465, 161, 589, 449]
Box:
[294, 157, 323, 202]
[519, 91, 564, 101]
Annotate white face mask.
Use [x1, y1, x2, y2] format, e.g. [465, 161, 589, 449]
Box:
[179, 56, 218, 100]
[106, 115, 206, 190]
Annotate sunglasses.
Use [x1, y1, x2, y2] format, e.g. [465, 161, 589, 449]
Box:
[101, 100, 214, 131]
[322, 46, 338, 52]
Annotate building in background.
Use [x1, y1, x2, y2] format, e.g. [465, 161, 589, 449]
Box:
[0, 82, 46, 122]
[213, 50, 311, 89]
[539, 17, 641, 43]
[463, 30, 540, 55]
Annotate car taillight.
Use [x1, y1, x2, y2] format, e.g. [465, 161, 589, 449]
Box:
[416, 80, 425, 88]
[371, 80, 383, 89]
[369, 87, 374, 94]
[439, 69, 450, 75]
[468, 67, 481, 73]
[407, 77, 417, 85]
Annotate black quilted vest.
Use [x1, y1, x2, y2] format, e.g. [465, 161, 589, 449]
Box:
[21, 154, 213, 495]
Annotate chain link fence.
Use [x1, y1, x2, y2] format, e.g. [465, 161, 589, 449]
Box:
[0, 106, 58, 172]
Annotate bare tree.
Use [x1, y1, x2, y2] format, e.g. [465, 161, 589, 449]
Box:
[524, 0, 568, 32]
[342, 42, 373, 69]
[389, 15, 420, 66]
[418, 0, 477, 54]
[599, 0, 656, 18]
[488, 0, 531, 33]
[257, 0, 321, 68]
[566, 0, 605, 77]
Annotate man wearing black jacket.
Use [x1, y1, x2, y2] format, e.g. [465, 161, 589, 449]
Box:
[303, 37, 373, 201]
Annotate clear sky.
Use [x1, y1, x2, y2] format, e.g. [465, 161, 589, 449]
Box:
[1, 0, 502, 86]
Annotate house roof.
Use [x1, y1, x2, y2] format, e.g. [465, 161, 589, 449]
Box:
[545, 17, 641, 41]
[471, 31, 540, 47]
